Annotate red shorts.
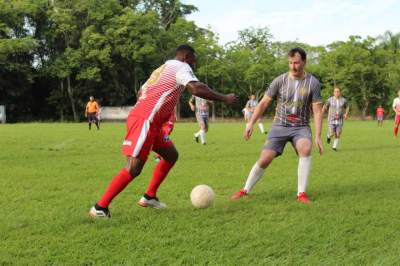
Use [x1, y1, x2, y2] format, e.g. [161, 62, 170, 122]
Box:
[161, 122, 174, 136]
[122, 116, 174, 161]
[395, 115, 400, 124]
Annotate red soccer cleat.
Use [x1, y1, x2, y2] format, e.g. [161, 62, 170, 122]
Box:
[297, 192, 310, 204]
[231, 189, 248, 200]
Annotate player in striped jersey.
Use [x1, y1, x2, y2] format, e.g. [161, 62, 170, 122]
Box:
[89, 45, 237, 218]
[189, 96, 211, 145]
[244, 94, 267, 134]
[323, 87, 349, 151]
[231, 47, 324, 204]
[392, 90, 400, 138]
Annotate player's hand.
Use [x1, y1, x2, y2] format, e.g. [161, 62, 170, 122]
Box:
[315, 137, 324, 155]
[224, 93, 238, 106]
[344, 114, 348, 120]
[190, 105, 195, 112]
[244, 123, 253, 141]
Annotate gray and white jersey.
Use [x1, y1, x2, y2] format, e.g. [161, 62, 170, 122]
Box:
[191, 96, 209, 116]
[246, 99, 258, 111]
[325, 96, 348, 125]
[265, 73, 322, 127]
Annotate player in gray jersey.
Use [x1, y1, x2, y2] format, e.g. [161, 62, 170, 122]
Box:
[189, 96, 211, 145]
[244, 94, 267, 134]
[323, 87, 349, 151]
[231, 47, 324, 204]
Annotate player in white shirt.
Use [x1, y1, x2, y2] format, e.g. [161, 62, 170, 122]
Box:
[244, 94, 267, 134]
[322, 87, 349, 151]
[392, 90, 400, 138]
[189, 96, 211, 145]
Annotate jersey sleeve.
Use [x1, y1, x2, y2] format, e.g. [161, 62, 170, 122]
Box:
[343, 99, 348, 108]
[176, 63, 199, 86]
[325, 98, 331, 108]
[265, 76, 281, 99]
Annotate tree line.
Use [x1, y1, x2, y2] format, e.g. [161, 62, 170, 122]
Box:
[1, 0, 400, 122]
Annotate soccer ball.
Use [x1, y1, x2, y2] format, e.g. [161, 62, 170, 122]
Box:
[190, 184, 215, 209]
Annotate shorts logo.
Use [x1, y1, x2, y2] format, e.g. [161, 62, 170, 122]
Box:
[123, 140, 132, 146]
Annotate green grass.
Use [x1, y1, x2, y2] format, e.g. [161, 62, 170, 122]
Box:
[1, 121, 400, 265]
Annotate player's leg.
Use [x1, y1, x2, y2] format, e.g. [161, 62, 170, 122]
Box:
[90, 156, 146, 218]
[257, 118, 266, 134]
[88, 113, 92, 130]
[293, 127, 313, 204]
[394, 116, 400, 137]
[94, 116, 100, 130]
[139, 144, 178, 209]
[231, 127, 286, 200]
[89, 116, 153, 218]
[332, 125, 342, 151]
[198, 116, 208, 145]
[327, 125, 334, 144]
[194, 112, 202, 143]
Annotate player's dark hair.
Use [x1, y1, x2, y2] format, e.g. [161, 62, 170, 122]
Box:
[176, 44, 195, 55]
[288, 47, 307, 61]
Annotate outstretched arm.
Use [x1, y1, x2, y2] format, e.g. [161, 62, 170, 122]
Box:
[186, 81, 237, 105]
[244, 95, 272, 140]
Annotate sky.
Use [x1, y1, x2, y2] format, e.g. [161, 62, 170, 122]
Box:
[182, 0, 400, 46]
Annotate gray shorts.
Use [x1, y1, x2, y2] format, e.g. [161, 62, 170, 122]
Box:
[196, 113, 209, 129]
[329, 124, 343, 135]
[263, 125, 312, 156]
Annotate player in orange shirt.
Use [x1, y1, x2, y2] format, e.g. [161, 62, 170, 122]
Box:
[376, 105, 385, 127]
[85, 96, 100, 130]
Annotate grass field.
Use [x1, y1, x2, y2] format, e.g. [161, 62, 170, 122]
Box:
[1, 121, 400, 265]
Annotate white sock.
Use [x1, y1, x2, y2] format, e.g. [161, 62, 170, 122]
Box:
[194, 130, 201, 137]
[298, 156, 311, 195]
[258, 123, 265, 133]
[244, 162, 265, 193]
[333, 139, 339, 149]
[200, 129, 206, 144]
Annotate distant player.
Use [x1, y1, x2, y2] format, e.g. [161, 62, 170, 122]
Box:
[393, 90, 400, 137]
[189, 96, 211, 145]
[231, 47, 323, 204]
[244, 94, 267, 134]
[323, 87, 349, 151]
[89, 45, 237, 217]
[376, 105, 385, 127]
[85, 96, 100, 130]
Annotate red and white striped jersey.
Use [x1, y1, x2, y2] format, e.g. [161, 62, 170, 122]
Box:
[393, 97, 400, 113]
[130, 60, 198, 125]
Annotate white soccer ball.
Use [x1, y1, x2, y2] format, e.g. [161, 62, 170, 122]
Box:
[190, 184, 215, 209]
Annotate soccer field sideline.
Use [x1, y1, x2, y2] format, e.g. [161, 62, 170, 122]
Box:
[1, 121, 400, 265]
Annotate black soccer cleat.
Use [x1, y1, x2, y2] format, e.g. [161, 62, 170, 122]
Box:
[327, 136, 331, 144]
[89, 204, 111, 218]
[194, 134, 199, 143]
